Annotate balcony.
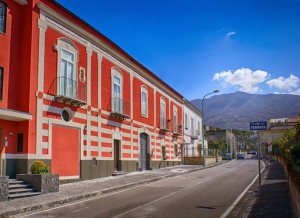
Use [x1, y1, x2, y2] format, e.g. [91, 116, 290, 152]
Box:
[191, 129, 199, 139]
[49, 77, 87, 107]
[173, 124, 182, 136]
[110, 97, 130, 120]
[160, 119, 170, 133]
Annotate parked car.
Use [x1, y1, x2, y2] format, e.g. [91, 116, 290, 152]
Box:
[237, 153, 245, 160]
[222, 153, 232, 160]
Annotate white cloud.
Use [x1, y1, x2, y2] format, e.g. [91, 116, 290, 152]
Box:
[225, 31, 236, 38]
[266, 74, 300, 94]
[213, 68, 269, 93]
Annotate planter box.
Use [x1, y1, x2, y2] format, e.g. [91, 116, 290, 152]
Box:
[17, 174, 59, 194]
[0, 176, 9, 201]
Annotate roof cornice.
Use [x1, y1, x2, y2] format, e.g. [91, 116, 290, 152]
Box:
[37, 2, 183, 103]
[14, 0, 28, 5]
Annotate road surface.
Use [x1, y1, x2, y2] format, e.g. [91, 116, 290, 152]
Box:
[18, 158, 259, 218]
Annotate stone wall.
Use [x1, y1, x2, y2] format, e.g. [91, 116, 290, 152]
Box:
[184, 156, 203, 165]
[17, 174, 59, 194]
[0, 176, 9, 201]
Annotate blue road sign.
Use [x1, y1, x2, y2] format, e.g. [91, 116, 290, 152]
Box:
[250, 121, 267, 130]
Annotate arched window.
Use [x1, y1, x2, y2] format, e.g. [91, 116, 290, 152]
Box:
[56, 38, 78, 98]
[141, 86, 148, 117]
[160, 98, 166, 129]
[111, 68, 123, 113]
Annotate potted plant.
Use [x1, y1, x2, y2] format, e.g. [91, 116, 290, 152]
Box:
[16, 160, 59, 194]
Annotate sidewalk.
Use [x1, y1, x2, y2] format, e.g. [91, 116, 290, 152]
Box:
[0, 162, 225, 217]
[228, 158, 295, 218]
[247, 159, 294, 218]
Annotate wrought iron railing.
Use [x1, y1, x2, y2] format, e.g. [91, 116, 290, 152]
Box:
[48, 77, 87, 106]
[110, 97, 130, 119]
[191, 129, 199, 139]
[160, 119, 170, 132]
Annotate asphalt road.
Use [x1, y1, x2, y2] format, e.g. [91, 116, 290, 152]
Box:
[19, 158, 259, 218]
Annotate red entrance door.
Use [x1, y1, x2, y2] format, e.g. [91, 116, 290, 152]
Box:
[52, 125, 80, 177]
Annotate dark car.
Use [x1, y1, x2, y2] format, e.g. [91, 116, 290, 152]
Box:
[237, 153, 245, 159]
[222, 153, 232, 160]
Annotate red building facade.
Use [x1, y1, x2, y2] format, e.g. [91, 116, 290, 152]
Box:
[0, 0, 184, 180]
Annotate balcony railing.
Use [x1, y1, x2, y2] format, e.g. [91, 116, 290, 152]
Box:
[191, 129, 199, 139]
[173, 124, 182, 136]
[110, 97, 130, 120]
[160, 119, 170, 132]
[48, 77, 87, 107]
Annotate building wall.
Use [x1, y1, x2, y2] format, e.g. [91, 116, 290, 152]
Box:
[183, 103, 203, 157]
[0, 0, 185, 179]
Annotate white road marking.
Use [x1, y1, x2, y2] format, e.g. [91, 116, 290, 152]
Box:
[112, 168, 236, 218]
[220, 161, 265, 218]
[17, 162, 245, 218]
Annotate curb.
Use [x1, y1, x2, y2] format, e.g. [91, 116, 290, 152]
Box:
[0, 162, 227, 217]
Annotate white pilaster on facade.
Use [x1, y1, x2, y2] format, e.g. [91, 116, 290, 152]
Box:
[97, 53, 103, 158]
[154, 86, 157, 155]
[86, 43, 92, 159]
[36, 18, 48, 157]
[130, 71, 134, 158]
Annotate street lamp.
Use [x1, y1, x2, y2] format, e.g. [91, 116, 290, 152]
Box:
[202, 90, 219, 167]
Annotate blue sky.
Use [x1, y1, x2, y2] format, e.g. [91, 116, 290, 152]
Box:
[56, 0, 300, 100]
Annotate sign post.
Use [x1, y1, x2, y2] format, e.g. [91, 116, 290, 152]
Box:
[250, 121, 267, 196]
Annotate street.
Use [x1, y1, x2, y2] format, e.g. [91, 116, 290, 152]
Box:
[18, 157, 259, 218]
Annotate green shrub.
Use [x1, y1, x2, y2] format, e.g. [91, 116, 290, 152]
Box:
[30, 160, 51, 174]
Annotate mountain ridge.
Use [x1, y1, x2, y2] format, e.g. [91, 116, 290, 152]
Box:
[191, 91, 300, 130]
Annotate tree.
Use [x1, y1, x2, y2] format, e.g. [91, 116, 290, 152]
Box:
[279, 113, 300, 164]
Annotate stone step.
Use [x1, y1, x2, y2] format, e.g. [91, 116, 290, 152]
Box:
[9, 183, 32, 189]
[9, 179, 25, 185]
[8, 191, 41, 200]
[9, 187, 35, 194]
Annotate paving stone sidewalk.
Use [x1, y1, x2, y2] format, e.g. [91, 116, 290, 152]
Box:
[0, 162, 225, 217]
[247, 159, 294, 218]
[228, 158, 295, 218]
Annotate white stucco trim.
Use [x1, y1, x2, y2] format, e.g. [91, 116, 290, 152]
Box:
[0, 108, 32, 122]
[14, 0, 27, 5]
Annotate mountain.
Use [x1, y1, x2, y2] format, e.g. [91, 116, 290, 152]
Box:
[191, 91, 300, 130]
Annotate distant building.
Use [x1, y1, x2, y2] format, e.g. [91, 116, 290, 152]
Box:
[206, 127, 235, 157]
[182, 100, 203, 164]
[260, 118, 299, 154]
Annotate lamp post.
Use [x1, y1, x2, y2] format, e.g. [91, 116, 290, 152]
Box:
[202, 90, 219, 167]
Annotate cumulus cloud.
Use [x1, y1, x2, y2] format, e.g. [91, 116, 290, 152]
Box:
[213, 68, 269, 93]
[266, 74, 300, 94]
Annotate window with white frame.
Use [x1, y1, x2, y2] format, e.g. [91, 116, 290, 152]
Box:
[198, 121, 201, 135]
[160, 98, 166, 129]
[173, 106, 178, 133]
[56, 38, 78, 98]
[0, 1, 6, 34]
[141, 86, 148, 117]
[111, 68, 123, 113]
[191, 118, 194, 136]
[184, 113, 188, 129]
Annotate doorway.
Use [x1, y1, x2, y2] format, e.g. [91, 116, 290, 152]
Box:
[114, 139, 121, 171]
[140, 133, 150, 170]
